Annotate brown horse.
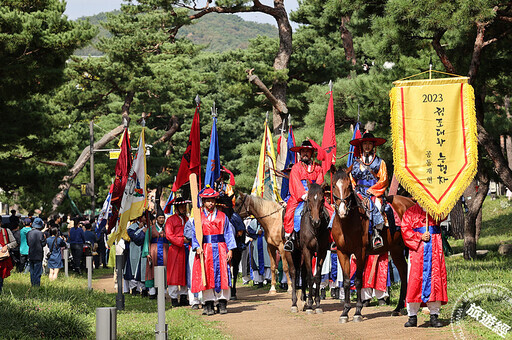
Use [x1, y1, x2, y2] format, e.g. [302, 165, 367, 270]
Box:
[235, 193, 292, 294]
[331, 168, 415, 323]
[285, 183, 331, 314]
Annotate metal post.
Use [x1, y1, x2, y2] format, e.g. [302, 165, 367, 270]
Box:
[96, 307, 117, 340]
[90, 120, 95, 218]
[115, 254, 124, 310]
[87, 256, 93, 290]
[155, 266, 168, 340]
[63, 248, 69, 277]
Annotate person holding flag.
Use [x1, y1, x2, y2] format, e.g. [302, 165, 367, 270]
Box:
[165, 197, 191, 307]
[283, 140, 324, 252]
[347, 132, 389, 249]
[190, 186, 236, 316]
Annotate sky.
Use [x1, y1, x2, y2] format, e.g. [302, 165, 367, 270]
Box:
[64, 0, 300, 28]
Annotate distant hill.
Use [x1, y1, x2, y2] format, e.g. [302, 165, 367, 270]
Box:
[73, 11, 278, 56]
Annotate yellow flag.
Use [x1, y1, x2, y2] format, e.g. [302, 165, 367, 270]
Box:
[390, 77, 477, 220]
[251, 118, 282, 202]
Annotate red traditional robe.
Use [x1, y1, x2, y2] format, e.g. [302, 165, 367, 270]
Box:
[191, 209, 235, 293]
[284, 161, 325, 234]
[165, 214, 188, 286]
[363, 253, 388, 292]
[401, 203, 448, 306]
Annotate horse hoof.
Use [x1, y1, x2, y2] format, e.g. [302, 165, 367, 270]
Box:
[315, 308, 323, 314]
[353, 315, 363, 323]
[291, 306, 298, 313]
[268, 288, 277, 295]
[306, 309, 314, 315]
[339, 316, 349, 324]
[287, 289, 293, 295]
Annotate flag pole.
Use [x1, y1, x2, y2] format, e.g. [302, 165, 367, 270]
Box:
[190, 173, 207, 286]
[328, 80, 334, 204]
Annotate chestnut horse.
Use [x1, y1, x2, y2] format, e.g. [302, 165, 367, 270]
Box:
[331, 168, 415, 323]
[284, 183, 331, 314]
[235, 193, 292, 294]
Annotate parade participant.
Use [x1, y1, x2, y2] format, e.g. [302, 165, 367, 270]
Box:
[142, 207, 169, 299]
[125, 213, 147, 295]
[0, 219, 17, 293]
[247, 218, 271, 287]
[19, 218, 32, 272]
[165, 197, 191, 307]
[217, 194, 246, 300]
[348, 132, 389, 249]
[401, 203, 447, 328]
[284, 140, 325, 252]
[361, 253, 390, 306]
[68, 219, 85, 274]
[184, 217, 202, 309]
[191, 186, 236, 316]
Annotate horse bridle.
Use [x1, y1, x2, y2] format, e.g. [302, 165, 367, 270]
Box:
[235, 194, 284, 220]
[332, 184, 355, 214]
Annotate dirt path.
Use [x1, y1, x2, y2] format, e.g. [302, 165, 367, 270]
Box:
[92, 276, 454, 339]
[206, 285, 454, 340]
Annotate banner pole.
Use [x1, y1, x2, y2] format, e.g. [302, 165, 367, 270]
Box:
[189, 173, 207, 286]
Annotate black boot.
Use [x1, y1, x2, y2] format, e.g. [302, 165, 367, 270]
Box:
[404, 315, 417, 327]
[131, 288, 140, 296]
[378, 298, 387, 306]
[179, 295, 188, 306]
[320, 288, 326, 300]
[205, 301, 215, 316]
[141, 289, 148, 298]
[331, 288, 339, 299]
[219, 299, 228, 314]
[230, 287, 237, 300]
[362, 299, 370, 307]
[430, 314, 443, 328]
[171, 298, 179, 307]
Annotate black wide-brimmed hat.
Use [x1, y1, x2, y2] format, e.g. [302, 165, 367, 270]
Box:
[349, 132, 386, 147]
[171, 197, 191, 205]
[290, 140, 316, 153]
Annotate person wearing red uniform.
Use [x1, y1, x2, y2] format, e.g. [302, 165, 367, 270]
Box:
[401, 203, 447, 328]
[284, 140, 325, 252]
[165, 197, 191, 307]
[191, 186, 236, 316]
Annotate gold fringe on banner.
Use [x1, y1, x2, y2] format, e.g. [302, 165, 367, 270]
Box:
[390, 78, 478, 221]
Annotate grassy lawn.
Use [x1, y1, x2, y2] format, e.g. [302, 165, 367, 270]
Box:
[0, 269, 226, 339]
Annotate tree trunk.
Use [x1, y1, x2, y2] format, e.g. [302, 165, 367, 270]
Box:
[462, 166, 489, 260]
[339, 16, 356, 66]
[450, 198, 465, 239]
[270, 3, 293, 134]
[50, 124, 125, 213]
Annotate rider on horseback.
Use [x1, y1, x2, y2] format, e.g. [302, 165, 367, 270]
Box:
[284, 140, 324, 252]
[348, 132, 389, 249]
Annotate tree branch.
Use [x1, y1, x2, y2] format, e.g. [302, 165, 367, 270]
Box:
[483, 28, 512, 46]
[153, 115, 180, 145]
[246, 69, 288, 114]
[432, 29, 456, 74]
[38, 160, 68, 167]
[50, 124, 125, 214]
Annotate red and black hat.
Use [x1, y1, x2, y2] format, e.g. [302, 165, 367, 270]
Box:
[198, 185, 219, 198]
[290, 140, 317, 153]
[349, 132, 386, 147]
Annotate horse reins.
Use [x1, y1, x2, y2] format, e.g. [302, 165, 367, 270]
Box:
[236, 194, 284, 220]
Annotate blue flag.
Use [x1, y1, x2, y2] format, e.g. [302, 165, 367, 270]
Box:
[280, 126, 296, 202]
[347, 122, 361, 167]
[204, 116, 221, 188]
[163, 190, 174, 215]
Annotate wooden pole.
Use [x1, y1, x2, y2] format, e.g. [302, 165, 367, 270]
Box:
[189, 173, 207, 286]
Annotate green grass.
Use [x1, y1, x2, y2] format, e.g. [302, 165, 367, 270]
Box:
[0, 271, 226, 339]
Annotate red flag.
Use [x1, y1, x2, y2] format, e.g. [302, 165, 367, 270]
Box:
[172, 105, 201, 192]
[320, 90, 336, 174]
[107, 128, 132, 232]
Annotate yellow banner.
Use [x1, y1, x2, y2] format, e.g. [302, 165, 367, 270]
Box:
[390, 77, 477, 220]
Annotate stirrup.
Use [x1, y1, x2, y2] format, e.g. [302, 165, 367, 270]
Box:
[284, 239, 294, 252]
